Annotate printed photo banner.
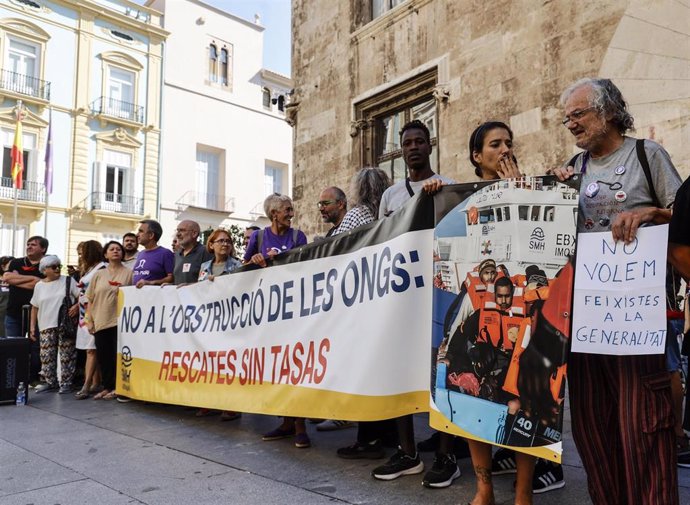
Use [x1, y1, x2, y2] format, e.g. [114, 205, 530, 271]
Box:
[571, 225, 668, 355]
[429, 176, 580, 463]
[117, 193, 439, 420]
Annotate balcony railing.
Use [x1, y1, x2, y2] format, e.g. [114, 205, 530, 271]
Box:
[0, 69, 51, 101]
[90, 192, 144, 215]
[91, 96, 144, 124]
[0, 177, 45, 203]
[176, 191, 235, 213]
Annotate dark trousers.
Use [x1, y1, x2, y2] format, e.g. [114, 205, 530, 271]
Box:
[569, 352, 678, 505]
[94, 326, 118, 391]
[357, 419, 398, 445]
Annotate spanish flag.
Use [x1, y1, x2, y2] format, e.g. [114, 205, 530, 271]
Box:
[11, 119, 23, 189]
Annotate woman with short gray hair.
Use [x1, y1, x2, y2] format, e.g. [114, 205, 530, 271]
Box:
[30, 255, 80, 393]
[243, 193, 307, 268]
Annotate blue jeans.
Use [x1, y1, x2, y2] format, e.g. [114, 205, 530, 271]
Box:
[4, 314, 22, 338]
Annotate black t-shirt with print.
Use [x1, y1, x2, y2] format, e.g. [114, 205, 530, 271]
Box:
[6, 257, 44, 318]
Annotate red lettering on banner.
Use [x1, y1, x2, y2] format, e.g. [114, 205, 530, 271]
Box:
[302, 341, 315, 384]
[169, 351, 182, 381]
[226, 350, 237, 384]
[179, 351, 191, 382]
[278, 346, 291, 384]
[156, 340, 329, 386]
[159, 352, 171, 380]
[315, 338, 330, 384]
[189, 352, 200, 382]
[290, 342, 305, 385]
[216, 350, 226, 384]
[198, 352, 208, 383]
[270, 345, 282, 384]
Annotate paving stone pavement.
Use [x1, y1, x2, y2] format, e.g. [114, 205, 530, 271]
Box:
[1, 392, 688, 505]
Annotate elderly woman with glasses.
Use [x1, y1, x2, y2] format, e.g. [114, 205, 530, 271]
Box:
[29, 255, 80, 394]
[244, 193, 311, 448]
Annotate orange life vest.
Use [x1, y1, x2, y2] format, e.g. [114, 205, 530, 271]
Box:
[464, 271, 495, 309]
[476, 302, 525, 353]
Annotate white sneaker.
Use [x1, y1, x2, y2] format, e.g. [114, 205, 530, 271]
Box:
[315, 419, 355, 431]
[34, 383, 57, 393]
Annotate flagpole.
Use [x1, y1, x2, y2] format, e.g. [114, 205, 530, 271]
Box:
[43, 108, 53, 238]
[11, 100, 23, 257]
[12, 187, 18, 256]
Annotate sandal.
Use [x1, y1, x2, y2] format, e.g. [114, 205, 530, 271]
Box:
[93, 389, 110, 400]
[75, 389, 90, 400]
[103, 391, 118, 400]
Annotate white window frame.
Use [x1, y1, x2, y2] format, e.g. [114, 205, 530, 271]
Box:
[195, 146, 224, 209]
[264, 162, 287, 196]
[94, 149, 133, 212]
[106, 66, 135, 119]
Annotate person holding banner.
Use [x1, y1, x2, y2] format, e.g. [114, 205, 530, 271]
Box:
[244, 193, 307, 268]
[553, 77, 681, 505]
[198, 229, 242, 282]
[86, 241, 133, 401]
[195, 228, 243, 420]
[244, 193, 310, 448]
[373, 120, 462, 489]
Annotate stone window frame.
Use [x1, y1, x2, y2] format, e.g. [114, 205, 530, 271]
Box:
[351, 68, 440, 182]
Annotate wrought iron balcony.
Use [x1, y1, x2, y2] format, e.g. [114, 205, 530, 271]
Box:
[0, 177, 45, 203]
[90, 192, 144, 215]
[91, 96, 144, 124]
[0, 69, 50, 101]
[176, 191, 235, 213]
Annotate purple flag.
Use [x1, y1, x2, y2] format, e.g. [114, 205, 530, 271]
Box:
[44, 109, 52, 194]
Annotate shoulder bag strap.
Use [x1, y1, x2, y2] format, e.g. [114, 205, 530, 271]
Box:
[636, 138, 661, 208]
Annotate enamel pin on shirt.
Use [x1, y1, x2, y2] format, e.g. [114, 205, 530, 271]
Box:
[614, 165, 626, 175]
[584, 181, 601, 198]
[615, 190, 627, 202]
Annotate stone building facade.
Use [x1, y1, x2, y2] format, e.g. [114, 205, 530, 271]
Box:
[290, 0, 690, 236]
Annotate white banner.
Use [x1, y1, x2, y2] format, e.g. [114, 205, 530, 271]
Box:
[571, 225, 668, 355]
[117, 229, 433, 419]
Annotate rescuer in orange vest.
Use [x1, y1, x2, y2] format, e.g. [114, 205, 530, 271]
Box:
[445, 276, 525, 403]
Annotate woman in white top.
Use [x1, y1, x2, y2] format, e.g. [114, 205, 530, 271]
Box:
[75, 240, 107, 399]
[30, 255, 79, 394]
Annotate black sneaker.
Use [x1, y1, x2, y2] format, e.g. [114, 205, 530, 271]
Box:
[532, 459, 565, 494]
[417, 431, 440, 452]
[491, 448, 517, 475]
[422, 453, 461, 488]
[337, 440, 385, 460]
[678, 449, 690, 468]
[372, 449, 424, 480]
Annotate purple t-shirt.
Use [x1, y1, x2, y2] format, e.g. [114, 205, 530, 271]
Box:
[132, 247, 175, 284]
[243, 227, 307, 262]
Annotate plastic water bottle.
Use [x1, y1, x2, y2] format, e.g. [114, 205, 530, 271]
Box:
[16, 382, 26, 406]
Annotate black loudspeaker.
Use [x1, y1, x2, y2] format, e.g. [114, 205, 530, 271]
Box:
[0, 337, 31, 405]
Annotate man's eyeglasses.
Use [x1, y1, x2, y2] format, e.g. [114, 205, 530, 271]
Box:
[317, 200, 337, 209]
[213, 239, 232, 245]
[562, 106, 596, 126]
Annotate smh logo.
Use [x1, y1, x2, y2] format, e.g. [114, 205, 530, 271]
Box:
[529, 227, 545, 251]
